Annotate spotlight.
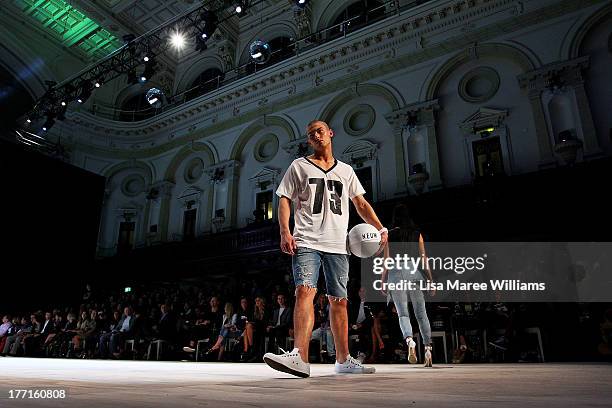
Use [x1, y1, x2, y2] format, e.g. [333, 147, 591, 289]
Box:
[146, 87, 164, 109]
[170, 31, 186, 50]
[143, 56, 150, 62]
[141, 58, 157, 82]
[94, 80, 102, 88]
[295, 0, 308, 7]
[42, 114, 55, 131]
[195, 35, 208, 52]
[77, 81, 94, 104]
[26, 118, 32, 124]
[57, 104, 67, 121]
[235, 1, 247, 14]
[61, 101, 66, 106]
[249, 40, 271, 64]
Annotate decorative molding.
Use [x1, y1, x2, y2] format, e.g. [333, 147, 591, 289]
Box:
[63, 0, 603, 158]
[458, 66, 501, 103]
[282, 137, 311, 158]
[253, 133, 280, 162]
[249, 167, 281, 190]
[518, 56, 590, 92]
[341, 140, 378, 168]
[343, 104, 376, 137]
[459, 107, 509, 134]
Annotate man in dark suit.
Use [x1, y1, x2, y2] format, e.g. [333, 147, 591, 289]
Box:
[267, 293, 293, 353]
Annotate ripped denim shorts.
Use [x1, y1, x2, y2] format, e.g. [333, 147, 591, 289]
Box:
[292, 247, 349, 300]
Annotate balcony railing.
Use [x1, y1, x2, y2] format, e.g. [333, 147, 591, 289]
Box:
[86, 1, 432, 122]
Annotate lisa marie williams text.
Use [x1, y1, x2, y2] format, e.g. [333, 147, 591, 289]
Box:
[374, 279, 546, 291]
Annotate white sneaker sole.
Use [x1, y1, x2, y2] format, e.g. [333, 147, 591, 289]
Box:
[263, 355, 310, 378]
[408, 347, 417, 364]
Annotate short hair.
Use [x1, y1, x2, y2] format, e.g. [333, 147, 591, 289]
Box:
[307, 120, 329, 130]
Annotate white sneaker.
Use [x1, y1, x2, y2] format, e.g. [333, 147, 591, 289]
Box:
[263, 348, 310, 378]
[407, 338, 417, 364]
[335, 355, 376, 374]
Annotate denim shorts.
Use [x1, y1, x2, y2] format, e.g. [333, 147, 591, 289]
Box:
[292, 247, 349, 299]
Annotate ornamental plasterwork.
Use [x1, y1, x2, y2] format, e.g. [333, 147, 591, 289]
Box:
[63, 0, 563, 152]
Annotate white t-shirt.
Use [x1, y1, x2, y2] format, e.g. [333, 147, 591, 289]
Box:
[276, 157, 366, 254]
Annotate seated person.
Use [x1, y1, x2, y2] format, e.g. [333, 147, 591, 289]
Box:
[266, 294, 292, 353]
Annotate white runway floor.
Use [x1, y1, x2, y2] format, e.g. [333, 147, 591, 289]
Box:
[1, 358, 611, 407]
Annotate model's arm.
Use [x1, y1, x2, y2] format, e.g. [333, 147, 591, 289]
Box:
[278, 196, 297, 255]
[351, 194, 388, 248]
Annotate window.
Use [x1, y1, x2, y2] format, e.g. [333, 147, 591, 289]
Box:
[117, 221, 135, 255]
[255, 191, 273, 222]
[472, 136, 505, 178]
[183, 208, 197, 241]
[185, 68, 224, 101]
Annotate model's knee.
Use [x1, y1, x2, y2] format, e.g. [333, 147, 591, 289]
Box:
[328, 296, 347, 307]
[295, 284, 317, 298]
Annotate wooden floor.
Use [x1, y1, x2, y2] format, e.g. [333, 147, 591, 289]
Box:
[1, 358, 611, 407]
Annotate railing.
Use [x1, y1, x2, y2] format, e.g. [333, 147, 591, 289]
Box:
[85, 0, 432, 122]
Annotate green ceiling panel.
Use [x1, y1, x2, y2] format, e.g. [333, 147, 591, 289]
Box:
[14, 0, 121, 60]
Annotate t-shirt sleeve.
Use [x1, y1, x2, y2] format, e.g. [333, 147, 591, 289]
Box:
[276, 162, 297, 200]
[347, 168, 366, 199]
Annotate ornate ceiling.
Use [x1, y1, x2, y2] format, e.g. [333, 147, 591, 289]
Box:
[9, 0, 121, 60]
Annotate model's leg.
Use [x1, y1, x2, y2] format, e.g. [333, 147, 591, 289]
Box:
[263, 248, 319, 378]
[409, 289, 432, 346]
[329, 297, 349, 363]
[408, 288, 433, 366]
[294, 285, 317, 363]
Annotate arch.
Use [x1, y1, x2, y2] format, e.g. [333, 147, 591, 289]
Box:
[564, 2, 612, 59]
[238, 23, 298, 66]
[164, 142, 216, 182]
[229, 115, 298, 161]
[175, 55, 226, 94]
[422, 42, 538, 101]
[316, 82, 401, 124]
[102, 160, 155, 185]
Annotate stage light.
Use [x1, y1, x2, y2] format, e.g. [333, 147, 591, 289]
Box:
[42, 114, 55, 131]
[235, 1, 247, 14]
[94, 80, 102, 88]
[249, 40, 271, 64]
[61, 101, 66, 106]
[141, 58, 157, 82]
[26, 119, 31, 124]
[77, 81, 93, 104]
[295, 0, 308, 7]
[146, 87, 164, 109]
[57, 104, 67, 121]
[143, 56, 150, 62]
[170, 32, 186, 50]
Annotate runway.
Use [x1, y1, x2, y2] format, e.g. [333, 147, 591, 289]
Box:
[1, 358, 611, 407]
